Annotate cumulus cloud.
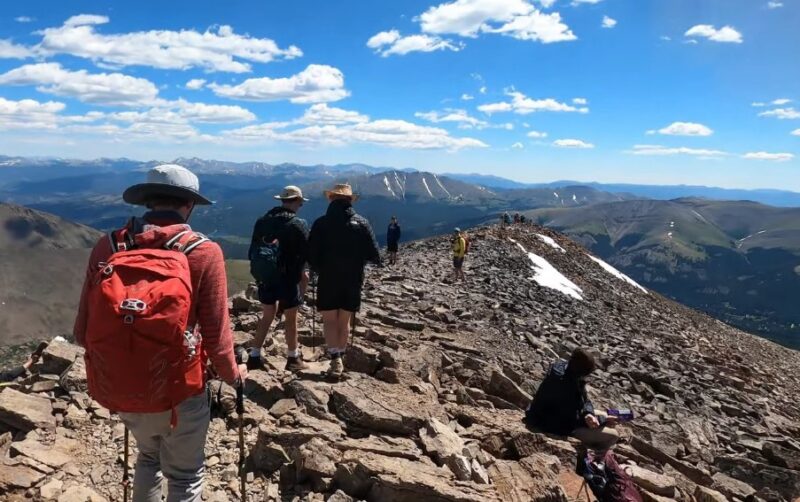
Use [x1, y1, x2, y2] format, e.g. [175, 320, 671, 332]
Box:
[415, 108, 486, 127]
[185, 79, 206, 90]
[512, 142, 524, 149]
[0, 97, 66, 130]
[627, 144, 727, 157]
[0, 63, 159, 106]
[743, 151, 794, 162]
[0, 40, 34, 59]
[38, 14, 302, 73]
[209, 64, 349, 103]
[767, 1, 783, 8]
[478, 90, 589, 115]
[759, 107, 800, 119]
[225, 113, 488, 151]
[461, 93, 474, 100]
[14, 16, 34, 23]
[367, 30, 462, 56]
[601, 16, 617, 29]
[685, 24, 743, 44]
[771, 98, 792, 105]
[572, 97, 587, 105]
[300, 103, 369, 125]
[792, 128, 800, 136]
[527, 130, 547, 138]
[553, 138, 594, 148]
[650, 121, 714, 137]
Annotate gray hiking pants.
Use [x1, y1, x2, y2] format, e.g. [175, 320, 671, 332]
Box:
[120, 392, 210, 502]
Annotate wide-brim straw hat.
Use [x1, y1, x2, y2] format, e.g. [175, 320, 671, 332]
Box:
[123, 164, 212, 206]
[324, 183, 359, 201]
[274, 185, 309, 201]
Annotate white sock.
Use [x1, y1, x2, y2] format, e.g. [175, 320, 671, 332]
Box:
[327, 347, 338, 356]
[287, 350, 299, 358]
[250, 348, 261, 358]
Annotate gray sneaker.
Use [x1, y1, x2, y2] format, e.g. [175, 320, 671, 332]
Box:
[326, 357, 344, 380]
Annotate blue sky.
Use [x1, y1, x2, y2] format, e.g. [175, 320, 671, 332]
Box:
[0, 0, 798, 189]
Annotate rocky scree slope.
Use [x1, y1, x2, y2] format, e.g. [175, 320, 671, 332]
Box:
[0, 225, 799, 501]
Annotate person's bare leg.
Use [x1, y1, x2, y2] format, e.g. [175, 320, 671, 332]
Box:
[252, 304, 277, 351]
[337, 309, 352, 352]
[299, 271, 309, 297]
[283, 307, 299, 353]
[321, 310, 338, 352]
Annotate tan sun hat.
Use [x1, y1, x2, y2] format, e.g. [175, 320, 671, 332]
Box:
[324, 183, 359, 201]
[274, 185, 308, 201]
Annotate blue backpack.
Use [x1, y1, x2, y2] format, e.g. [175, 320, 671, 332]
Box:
[250, 217, 291, 285]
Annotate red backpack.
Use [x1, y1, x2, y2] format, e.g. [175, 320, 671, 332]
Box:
[83, 223, 209, 425]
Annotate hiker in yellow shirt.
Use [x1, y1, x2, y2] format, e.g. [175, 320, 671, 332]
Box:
[452, 228, 467, 282]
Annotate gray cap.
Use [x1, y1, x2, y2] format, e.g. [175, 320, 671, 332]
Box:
[123, 164, 212, 206]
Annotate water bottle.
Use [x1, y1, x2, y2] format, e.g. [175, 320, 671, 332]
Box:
[183, 331, 200, 360]
[607, 408, 635, 422]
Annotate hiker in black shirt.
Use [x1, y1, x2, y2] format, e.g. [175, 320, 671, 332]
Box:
[308, 183, 381, 379]
[1, 341, 47, 382]
[248, 186, 310, 372]
[386, 216, 401, 265]
[526, 348, 620, 450]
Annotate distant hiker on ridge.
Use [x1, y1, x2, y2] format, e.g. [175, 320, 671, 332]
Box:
[248, 185, 310, 372]
[386, 216, 401, 265]
[74, 164, 246, 502]
[308, 183, 381, 380]
[525, 348, 619, 451]
[452, 228, 467, 282]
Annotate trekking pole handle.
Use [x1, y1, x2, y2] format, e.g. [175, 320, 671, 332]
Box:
[236, 381, 244, 415]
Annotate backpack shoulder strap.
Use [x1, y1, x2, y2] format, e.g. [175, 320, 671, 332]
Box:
[108, 218, 136, 253]
[165, 230, 211, 256]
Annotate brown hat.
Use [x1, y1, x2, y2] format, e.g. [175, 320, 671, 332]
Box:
[324, 183, 359, 201]
[274, 185, 308, 201]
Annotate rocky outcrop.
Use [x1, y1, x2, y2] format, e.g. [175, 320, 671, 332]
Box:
[1, 224, 799, 500]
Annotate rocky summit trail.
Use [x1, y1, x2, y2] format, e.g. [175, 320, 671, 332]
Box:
[1, 224, 799, 502]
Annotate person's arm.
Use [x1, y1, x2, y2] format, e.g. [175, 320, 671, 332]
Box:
[196, 244, 240, 385]
[307, 218, 323, 273]
[0, 366, 26, 382]
[360, 219, 381, 265]
[248, 219, 262, 261]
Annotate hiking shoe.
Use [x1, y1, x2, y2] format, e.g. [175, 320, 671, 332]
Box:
[246, 353, 265, 371]
[285, 354, 309, 372]
[326, 357, 344, 380]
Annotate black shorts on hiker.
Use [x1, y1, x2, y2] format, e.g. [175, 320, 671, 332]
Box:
[387, 241, 399, 253]
[316, 279, 362, 312]
[453, 257, 464, 269]
[258, 279, 302, 309]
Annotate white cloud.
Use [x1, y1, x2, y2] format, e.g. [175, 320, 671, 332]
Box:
[792, 128, 800, 136]
[225, 114, 488, 151]
[38, 14, 302, 73]
[0, 40, 34, 59]
[479, 85, 488, 94]
[752, 102, 766, 107]
[367, 31, 462, 57]
[553, 138, 594, 148]
[572, 0, 602, 3]
[0, 63, 159, 106]
[771, 98, 792, 106]
[601, 16, 617, 29]
[512, 141, 524, 149]
[759, 107, 800, 119]
[653, 121, 714, 137]
[685, 24, 743, 44]
[14, 16, 34, 23]
[743, 151, 794, 162]
[461, 93, 474, 100]
[627, 144, 727, 157]
[572, 97, 587, 105]
[209, 64, 349, 103]
[167, 100, 255, 123]
[300, 103, 369, 125]
[185, 79, 206, 90]
[537, 0, 557, 7]
[414, 0, 576, 44]
[478, 90, 588, 115]
[415, 108, 486, 127]
[767, 1, 783, 8]
[527, 130, 548, 138]
[0, 97, 66, 130]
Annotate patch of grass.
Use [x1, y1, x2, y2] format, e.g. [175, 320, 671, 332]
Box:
[225, 259, 253, 296]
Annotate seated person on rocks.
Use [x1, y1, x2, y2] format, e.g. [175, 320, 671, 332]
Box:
[0, 341, 47, 383]
[525, 348, 619, 451]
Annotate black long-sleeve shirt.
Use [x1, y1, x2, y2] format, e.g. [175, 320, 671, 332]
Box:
[525, 361, 594, 435]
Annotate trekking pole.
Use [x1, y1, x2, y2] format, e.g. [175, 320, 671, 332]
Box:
[122, 426, 130, 502]
[236, 382, 246, 501]
[312, 274, 317, 349]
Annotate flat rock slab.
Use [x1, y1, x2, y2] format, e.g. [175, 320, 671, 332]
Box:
[626, 464, 676, 497]
[40, 340, 84, 376]
[57, 485, 108, 502]
[10, 438, 74, 468]
[0, 388, 55, 431]
[0, 462, 46, 489]
[331, 374, 446, 435]
[489, 454, 569, 502]
[335, 435, 425, 461]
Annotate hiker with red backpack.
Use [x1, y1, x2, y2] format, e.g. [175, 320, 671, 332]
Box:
[74, 164, 246, 502]
[247, 185, 310, 372]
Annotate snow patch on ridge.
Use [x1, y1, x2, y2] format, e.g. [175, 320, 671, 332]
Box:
[383, 175, 396, 198]
[511, 239, 583, 300]
[433, 174, 451, 198]
[587, 255, 648, 293]
[536, 233, 566, 253]
[421, 176, 433, 197]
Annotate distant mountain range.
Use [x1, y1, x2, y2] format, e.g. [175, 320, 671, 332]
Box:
[527, 198, 800, 348]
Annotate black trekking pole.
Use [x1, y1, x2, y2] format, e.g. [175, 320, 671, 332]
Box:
[312, 273, 318, 349]
[236, 382, 246, 501]
[122, 426, 130, 502]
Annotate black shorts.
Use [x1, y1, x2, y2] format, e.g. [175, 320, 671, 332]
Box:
[316, 278, 362, 312]
[453, 256, 464, 269]
[387, 241, 399, 253]
[257, 278, 302, 309]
